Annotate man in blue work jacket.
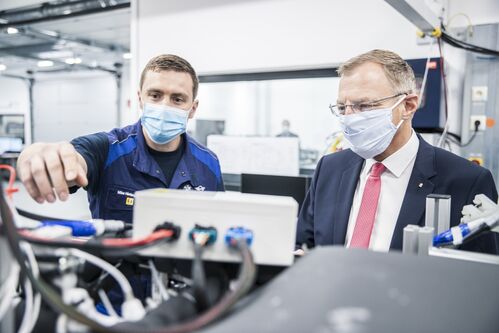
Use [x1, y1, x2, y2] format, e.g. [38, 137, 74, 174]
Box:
[18, 54, 224, 224]
[17, 54, 225, 311]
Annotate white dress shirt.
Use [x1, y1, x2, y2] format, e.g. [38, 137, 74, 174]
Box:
[345, 130, 419, 252]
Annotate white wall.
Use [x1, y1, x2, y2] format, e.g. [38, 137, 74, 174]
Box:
[0, 76, 31, 144]
[133, 0, 442, 77]
[447, 0, 499, 26]
[32, 72, 118, 142]
[120, 63, 137, 126]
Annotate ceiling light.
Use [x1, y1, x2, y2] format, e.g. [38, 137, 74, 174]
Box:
[38, 50, 74, 59]
[123, 52, 132, 60]
[6, 27, 18, 34]
[37, 60, 54, 67]
[0, 64, 6, 71]
[65, 57, 82, 65]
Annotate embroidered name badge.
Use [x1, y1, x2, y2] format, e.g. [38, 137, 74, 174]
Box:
[116, 190, 135, 206]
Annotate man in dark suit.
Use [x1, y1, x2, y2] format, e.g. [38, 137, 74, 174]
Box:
[296, 49, 498, 253]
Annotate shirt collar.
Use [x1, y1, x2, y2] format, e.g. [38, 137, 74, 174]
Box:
[364, 130, 419, 178]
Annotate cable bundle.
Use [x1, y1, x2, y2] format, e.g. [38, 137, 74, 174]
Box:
[0, 178, 257, 332]
[441, 29, 499, 57]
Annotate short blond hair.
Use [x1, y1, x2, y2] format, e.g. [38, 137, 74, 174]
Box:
[338, 49, 416, 94]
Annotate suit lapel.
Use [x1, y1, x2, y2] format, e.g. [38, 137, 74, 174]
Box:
[332, 154, 364, 245]
[390, 136, 437, 250]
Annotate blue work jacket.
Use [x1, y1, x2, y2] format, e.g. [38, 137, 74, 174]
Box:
[71, 120, 225, 224]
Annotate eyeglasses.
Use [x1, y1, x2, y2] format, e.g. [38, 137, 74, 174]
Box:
[329, 93, 407, 116]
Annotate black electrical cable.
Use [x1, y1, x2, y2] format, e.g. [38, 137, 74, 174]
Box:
[161, 240, 256, 333]
[2, 182, 257, 332]
[441, 30, 499, 57]
[457, 223, 492, 248]
[417, 128, 462, 142]
[443, 121, 480, 148]
[19, 223, 178, 255]
[455, 129, 477, 147]
[113, 239, 257, 333]
[19, 235, 171, 257]
[16, 207, 67, 222]
[192, 243, 210, 312]
[0, 182, 117, 333]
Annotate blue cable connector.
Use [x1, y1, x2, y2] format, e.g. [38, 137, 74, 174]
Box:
[225, 227, 253, 247]
[433, 224, 471, 246]
[39, 219, 125, 237]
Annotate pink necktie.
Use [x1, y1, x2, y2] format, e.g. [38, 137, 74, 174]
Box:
[350, 162, 386, 249]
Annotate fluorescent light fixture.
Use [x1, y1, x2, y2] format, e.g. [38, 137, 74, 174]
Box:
[65, 57, 82, 65]
[6, 27, 18, 34]
[0, 64, 6, 71]
[38, 50, 74, 59]
[37, 60, 54, 67]
[123, 52, 132, 59]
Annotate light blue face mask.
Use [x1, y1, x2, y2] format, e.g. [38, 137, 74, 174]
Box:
[339, 96, 406, 159]
[141, 103, 190, 145]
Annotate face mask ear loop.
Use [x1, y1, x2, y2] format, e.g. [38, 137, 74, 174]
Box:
[391, 95, 408, 130]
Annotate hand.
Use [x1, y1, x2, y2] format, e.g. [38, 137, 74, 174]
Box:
[17, 142, 88, 203]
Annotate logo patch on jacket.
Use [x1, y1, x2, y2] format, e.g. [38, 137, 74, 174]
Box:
[181, 182, 205, 191]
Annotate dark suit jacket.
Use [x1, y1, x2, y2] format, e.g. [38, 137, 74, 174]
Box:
[296, 135, 499, 253]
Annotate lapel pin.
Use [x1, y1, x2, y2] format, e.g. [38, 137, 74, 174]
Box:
[418, 183, 423, 188]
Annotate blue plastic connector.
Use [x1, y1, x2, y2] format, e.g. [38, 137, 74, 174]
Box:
[40, 220, 97, 237]
[433, 224, 471, 246]
[225, 227, 253, 247]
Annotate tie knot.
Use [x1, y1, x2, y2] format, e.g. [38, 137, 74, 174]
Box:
[370, 162, 385, 178]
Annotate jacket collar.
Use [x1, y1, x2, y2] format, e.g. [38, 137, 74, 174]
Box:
[389, 134, 437, 249]
[332, 151, 364, 245]
[132, 121, 199, 188]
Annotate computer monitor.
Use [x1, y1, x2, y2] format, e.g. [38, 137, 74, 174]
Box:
[0, 114, 25, 143]
[241, 173, 311, 213]
[0, 137, 22, 154]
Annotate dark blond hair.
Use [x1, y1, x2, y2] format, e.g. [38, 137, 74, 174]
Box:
[140, 54, 199, 98]
[338, 49, 416, 94]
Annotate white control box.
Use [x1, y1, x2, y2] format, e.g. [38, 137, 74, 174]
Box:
[133, 189, 298, 266]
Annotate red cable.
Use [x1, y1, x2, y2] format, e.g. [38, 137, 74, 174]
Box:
[0, 164, 19, 199]
[20, 228, 174, 248]
[101, 229, 174, 247]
